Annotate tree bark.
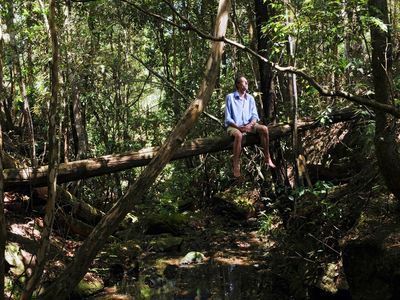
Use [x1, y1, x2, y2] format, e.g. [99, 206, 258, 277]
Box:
[284, 0, 300, 187]
[31, 185, 105, 223]
[36, 1, 231, 298]
[0, 28, 11, 131]
[3, 109, 363, 191]
[254, 0, 276, 122]
[20, 0, 60, 298]
[70, 76, 88, 159]
[0, 87, 6, 300]
[369, 0, 400, 200]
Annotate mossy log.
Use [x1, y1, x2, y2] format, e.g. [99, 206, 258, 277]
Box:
[3, 109, 364, 191]
[31, 186, 105, 226]
[58, 212, 94, 238]
[57, 187, 105, 225]
[45, 186, 130, 235]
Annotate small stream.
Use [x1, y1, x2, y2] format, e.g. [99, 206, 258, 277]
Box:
[91, 261, 291, 300]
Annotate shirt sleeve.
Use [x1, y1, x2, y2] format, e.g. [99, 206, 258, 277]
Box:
[249, 96, 259, 122]
[224, 94, 236, 127]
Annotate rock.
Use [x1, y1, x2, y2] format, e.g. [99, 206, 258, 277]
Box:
[180, 251, 206, 265]
[114, 226, 142, 240]
[148, 234, 183, 252]
[163, 264, 179, 279]
[118, 240, 142, 260]
[5, 242, 25, 276]
[144, 212, 188, 235]
[73, 272, 104, 297]
[103, 240, 142, 263]
[214, 187, 262, 219]
[144, 274, 166, 288]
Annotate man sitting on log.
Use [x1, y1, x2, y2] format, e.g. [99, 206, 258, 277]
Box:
[224, 75, 275, 178]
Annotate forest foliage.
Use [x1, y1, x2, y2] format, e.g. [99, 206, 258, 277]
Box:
[1, 0, 400, 298]
[0, 0, 398, 197]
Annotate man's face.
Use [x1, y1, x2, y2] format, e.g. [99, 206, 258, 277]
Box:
[237, 77, 248, 93]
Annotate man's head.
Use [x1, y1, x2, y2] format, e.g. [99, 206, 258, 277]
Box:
[235, 76, 248, 93]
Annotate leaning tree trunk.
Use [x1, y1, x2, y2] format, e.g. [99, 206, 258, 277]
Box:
[369, 0, 400, 200]
[36, 1, 231, 298]
[20, 0, 60, 298]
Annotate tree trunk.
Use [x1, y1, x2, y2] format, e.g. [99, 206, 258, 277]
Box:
[36, 1, 231, 298]
[20, 0, 60, 298]
[284, 0, 300, 187]
[0, 92, 6, 300]
[369, 0, 400, 200]
[3, 109, 363, 191]
[70, 75, 88, 159]
[254, 0, 276, 122]
[31, 185, 107, 237]
[0, 28, 11, 131]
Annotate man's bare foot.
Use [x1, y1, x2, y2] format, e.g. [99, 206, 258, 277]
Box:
[266, 158, 276, 168]
[233, 164, 241, 177]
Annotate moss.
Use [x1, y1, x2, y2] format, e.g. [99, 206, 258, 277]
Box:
[5, 242, 25, 276]
[215, 187, 259, 218]
[144, 212, 189, 235]
[74, 274, 104, 297]
[318, 263, 338, 293]
[140, 284, 152, 299]
[148, 234, 183, 252]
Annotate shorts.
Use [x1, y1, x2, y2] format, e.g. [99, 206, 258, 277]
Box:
[226, 123, 261, 136]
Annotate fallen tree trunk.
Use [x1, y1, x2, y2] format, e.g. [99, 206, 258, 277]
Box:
[30, 186, 132, 237]
[3, 109, 364, 191]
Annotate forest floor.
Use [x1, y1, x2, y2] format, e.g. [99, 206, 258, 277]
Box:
[5, 185, 293, 300]
[92, 191, 308, 300]
[6, 176, 397, 300]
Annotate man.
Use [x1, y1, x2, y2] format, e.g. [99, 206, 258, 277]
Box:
[224, 76, 275, 178]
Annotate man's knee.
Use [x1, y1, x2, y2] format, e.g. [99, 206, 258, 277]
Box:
[257, 124, 269, 135]
[233, 131, 243, 142]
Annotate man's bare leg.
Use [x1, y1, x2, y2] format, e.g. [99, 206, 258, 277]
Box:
[258, 125, 276, 168]
[232, 130, 243, 177]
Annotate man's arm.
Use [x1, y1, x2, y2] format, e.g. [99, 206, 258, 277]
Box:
[249, 96, 260, 124]
[224, 94, 237, 127]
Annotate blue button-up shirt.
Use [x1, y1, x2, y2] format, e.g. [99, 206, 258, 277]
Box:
[224, 91, 259, 127]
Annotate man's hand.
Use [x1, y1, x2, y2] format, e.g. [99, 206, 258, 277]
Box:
[239, 123, 254, 133]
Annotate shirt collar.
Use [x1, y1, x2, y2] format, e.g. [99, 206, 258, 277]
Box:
[234, 90, 247, 100]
